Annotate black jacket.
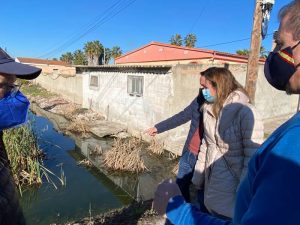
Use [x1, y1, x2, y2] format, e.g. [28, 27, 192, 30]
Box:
[0, 132, 26, 225]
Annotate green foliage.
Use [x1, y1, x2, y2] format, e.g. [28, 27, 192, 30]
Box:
[236, 49, 250, 56]
[84, 40, 104, 65]
[60, 52, 73, 64]
[260, 46, 268, 58]
[170, 34, 182, 46]
[111, 46, 122, 59]
[184, 33, 197, 47]
[236, 46, 268, 58]
[104, 48, 111, 64]
[3, 124, 43, 193]
[73, 49, 87, 65]
[21, 83, 57, 98]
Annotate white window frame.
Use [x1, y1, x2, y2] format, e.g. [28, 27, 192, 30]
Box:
[89, 74, 100, 90]
[127, 75, 144, 97]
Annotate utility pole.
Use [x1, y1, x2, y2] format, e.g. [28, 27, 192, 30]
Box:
[103, 48, 106, 65]
[245, 0, 263, 104]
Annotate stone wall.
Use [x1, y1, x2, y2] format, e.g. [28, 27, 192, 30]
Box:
[33, 72, 83, 105]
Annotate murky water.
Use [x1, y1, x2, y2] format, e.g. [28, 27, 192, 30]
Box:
[21, 106, 177, 225]
[20, 114, 132, 225]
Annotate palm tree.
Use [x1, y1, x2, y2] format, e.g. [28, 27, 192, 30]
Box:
[111, 46, 122, 64]
[73, 49, 87, 65]
[260, 46, 268, 58]
[236, 49, 250, 56]
[103, 48, 111, 64]
[84, 40, 103, 66]
[60, 52, 73, 64]
[184, 33, 197, 48]
[236, 46, 267, 58]
[84, 42, 94, 65]
[170, 34, 182, 46]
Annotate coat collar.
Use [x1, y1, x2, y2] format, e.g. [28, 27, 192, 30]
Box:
[204, 90, 250, 133]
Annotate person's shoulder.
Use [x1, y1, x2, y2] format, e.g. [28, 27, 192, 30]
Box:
[238, 103, 261, 120]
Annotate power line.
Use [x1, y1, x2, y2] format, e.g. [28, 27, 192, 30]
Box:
[189, 0, 214, 34]
[38, 0, 124, 58]
[37, 0, 137, 59]
[198, 33, 272, 48]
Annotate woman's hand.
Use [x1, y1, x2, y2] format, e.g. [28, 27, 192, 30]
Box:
[144, 127, 158, 136]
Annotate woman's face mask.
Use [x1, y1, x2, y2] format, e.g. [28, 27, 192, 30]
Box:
[264, 41, 300, 91]
[0, 90, 30, 131]
[202, 88, 215, 103]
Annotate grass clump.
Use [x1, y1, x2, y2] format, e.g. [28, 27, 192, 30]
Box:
[147, 138, 164, 155]
[3, 124, 45, 193]
[21, 82, 56, 98]
[103, 138, 148, 173]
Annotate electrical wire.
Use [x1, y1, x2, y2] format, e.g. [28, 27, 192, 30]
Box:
[37, 0, 137, 59]
[198, 33, 272, 48]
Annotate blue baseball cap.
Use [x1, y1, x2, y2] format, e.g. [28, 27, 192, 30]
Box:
[0, 48, 42, 80]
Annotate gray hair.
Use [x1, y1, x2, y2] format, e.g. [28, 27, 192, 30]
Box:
[279, 0, 300, 40]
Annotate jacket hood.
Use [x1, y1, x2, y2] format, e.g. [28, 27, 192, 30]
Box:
[223, 90, 250, 106]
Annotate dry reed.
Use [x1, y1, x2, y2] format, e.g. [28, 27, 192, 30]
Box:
[103, 137, 148, 173]
[3, 124, 43, 191]
[172, 163, 179, 175]
[66, 117, 90, 137]
[147, 138, 164, 155]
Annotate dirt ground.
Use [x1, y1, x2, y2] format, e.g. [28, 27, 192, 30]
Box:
[65, 200, 167, 225]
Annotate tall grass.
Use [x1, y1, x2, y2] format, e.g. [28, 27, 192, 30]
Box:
[3, 123, 54, 194]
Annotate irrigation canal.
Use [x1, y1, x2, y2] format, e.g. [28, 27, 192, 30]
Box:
[20, 106, 176, 225]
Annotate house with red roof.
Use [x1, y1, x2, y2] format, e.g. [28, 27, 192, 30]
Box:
[115, 41, 265, 65]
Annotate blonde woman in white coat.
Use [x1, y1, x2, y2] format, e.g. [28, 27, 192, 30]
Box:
[192, 67, 264, 220]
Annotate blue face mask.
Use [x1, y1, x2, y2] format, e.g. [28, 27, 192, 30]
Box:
[0, 91, 30, 131]
[202, 88, 215, 103]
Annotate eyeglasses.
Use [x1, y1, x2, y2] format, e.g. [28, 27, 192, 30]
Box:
[0, 83, 22, 98]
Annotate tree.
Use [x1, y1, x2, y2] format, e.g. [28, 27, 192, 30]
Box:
[236, 49, 250, 56]
[73, 49, 87, 65]
[111, 46, 122, 64]
[84, 40, 104, 66]
[260, 46, 268, 58]
[236, 46, 267, 58]
[103, 48, 111, 64]
[184, 33, 197, 48]
[60, 52, 73, 64]
[170, 34, 182, 46]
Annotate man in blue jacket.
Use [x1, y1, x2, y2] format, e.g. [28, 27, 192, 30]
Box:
[153, 1, 300, 224]
[145, 85, 205, 203]
[0, 48, 42, 225]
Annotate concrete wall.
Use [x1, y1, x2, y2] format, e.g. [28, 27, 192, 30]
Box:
[33, 72, 83, 105]
[80, 64, 299, 155]
[32, 63, 300, 155]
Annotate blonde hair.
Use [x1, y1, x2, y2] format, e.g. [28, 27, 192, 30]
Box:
[279, 0, 300, 40]
[200, 67, 248, 117]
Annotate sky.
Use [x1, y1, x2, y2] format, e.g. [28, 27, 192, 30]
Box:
[0, 0, 292, 60]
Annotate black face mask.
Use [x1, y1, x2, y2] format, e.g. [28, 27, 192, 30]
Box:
[264, 41, 300, 91]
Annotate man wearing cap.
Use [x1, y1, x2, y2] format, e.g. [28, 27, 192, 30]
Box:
[0, 48, 41, 225]
[153, 1, 300, 225]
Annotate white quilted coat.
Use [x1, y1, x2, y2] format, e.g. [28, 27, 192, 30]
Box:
[192, 90, 264, 218]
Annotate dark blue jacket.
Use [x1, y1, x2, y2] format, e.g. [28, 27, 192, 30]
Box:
[166, 111, 300, 225]
[155, 91, 204, 154]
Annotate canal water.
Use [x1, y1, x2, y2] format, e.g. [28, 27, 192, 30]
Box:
[20, 113, 132, 225]
[20, 108, 177, 225]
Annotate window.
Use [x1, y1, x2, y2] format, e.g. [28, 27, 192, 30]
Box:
[127, 75, 143, 97]
[89, 75, 99, 88]
[53, 69, 59, 75]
